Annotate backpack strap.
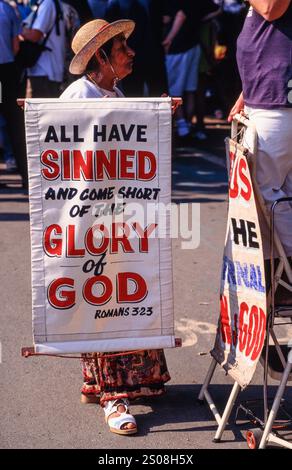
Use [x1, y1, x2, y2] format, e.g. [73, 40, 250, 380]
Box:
[52, 0, 64, 36]
[29, 0, 43, 28]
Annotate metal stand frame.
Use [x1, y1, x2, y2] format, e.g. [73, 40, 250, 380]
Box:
[198, 115, 255, 442]
[199, 114, 292, 447]
[198, 358, 242, 442]
[259, 357, 292, 449]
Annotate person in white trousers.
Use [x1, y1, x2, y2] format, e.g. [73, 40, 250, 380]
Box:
[229, 0, 292, 259]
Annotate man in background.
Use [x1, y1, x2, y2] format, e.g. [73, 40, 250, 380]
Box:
[163, 0, 220, 145]
[106, 0, 168, 97]
[0, 0, 27, 189]
[21, 0, 66, 97]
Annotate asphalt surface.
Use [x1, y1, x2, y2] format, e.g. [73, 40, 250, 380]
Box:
[0, 122, 291, 450]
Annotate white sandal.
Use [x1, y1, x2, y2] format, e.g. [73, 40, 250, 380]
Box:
[104, 398, 137, 435]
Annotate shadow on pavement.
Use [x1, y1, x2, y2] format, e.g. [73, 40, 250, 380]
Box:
[0, 197, 29, 203]
[0, 212, 29, 221]
[134, 383, 292, 441]
[172, 156, 228, 204]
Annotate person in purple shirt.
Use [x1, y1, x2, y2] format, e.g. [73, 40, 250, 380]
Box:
[228, 0, 292, 267]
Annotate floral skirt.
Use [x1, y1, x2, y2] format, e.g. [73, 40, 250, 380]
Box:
[81, 349, 170, 406]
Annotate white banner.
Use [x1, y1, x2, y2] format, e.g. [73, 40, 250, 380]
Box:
[211, 139, 267, 388]
[25, 98, 175, 353]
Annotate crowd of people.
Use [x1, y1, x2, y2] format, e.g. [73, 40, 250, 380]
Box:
[0, 0, 247, 187]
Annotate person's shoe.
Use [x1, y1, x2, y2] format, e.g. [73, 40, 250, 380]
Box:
[104, 398, 137, 435]
[80, 393, 99, 404]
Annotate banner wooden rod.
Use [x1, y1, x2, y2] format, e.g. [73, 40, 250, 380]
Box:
[18, 97, 182, 110]
[22, 338, 182, 358]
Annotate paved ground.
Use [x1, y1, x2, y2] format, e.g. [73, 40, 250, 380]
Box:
[0, 122, 291, 450]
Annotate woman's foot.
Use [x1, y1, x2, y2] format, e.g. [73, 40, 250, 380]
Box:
[104, 398, 137, 435]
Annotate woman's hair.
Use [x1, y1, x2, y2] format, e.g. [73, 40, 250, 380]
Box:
[85, 54, 100, 74]
[85, 36, 115, 74]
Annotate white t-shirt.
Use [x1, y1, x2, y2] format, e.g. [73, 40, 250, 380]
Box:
[60, 75, 124, 99]
[25, 0, 66, 82]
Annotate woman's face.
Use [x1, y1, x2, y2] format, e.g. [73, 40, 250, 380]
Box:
[108, 34, 135, 80]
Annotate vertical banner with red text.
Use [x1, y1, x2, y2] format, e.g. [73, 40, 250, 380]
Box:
[211, 139, 267, 388]
[25, 98, 174, 354]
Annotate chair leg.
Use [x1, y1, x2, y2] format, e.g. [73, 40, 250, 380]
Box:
[213, 381, 241, 443]
[198, 357, 217, 402]
[259, 360, 292, 449]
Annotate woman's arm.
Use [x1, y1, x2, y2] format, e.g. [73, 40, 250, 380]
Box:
[20, 27, 43, 42]
[248, 0, 291, 21]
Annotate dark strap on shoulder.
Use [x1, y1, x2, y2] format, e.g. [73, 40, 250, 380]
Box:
[31, 0, 63, 44]
[30, 0, 43, 28]
[52, 0, 63, 36]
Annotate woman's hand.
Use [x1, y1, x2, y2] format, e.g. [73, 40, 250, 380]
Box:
[228, 92, 245, 123]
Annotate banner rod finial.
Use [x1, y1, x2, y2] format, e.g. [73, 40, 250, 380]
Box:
[21, 347, 35, 358]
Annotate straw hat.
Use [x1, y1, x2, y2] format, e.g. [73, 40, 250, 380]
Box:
[69, 19, 135, 75]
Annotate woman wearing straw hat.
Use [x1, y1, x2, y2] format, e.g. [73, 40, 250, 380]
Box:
[61, 18, 135, 98]
[60, 19, 171, 436]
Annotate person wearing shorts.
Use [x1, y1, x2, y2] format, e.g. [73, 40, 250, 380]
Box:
[163, 0, 220, 144]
